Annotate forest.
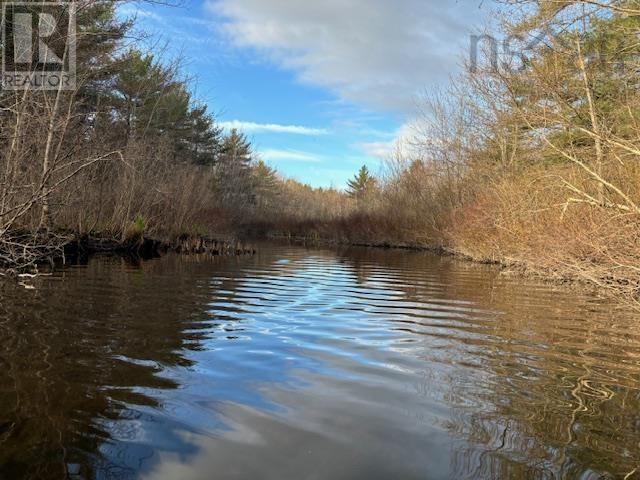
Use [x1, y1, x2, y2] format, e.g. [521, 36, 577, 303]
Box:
[1, 0, 639, 301]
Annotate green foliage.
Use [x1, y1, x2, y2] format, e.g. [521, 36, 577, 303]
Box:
[123, 215, 147, 241]
[114, 50, 188, 138]
[133, 215, 146, 233]
[347, 165, 377, 200]
[110, 49, 222, 165]
[253, 160, 278, 187]
[76, 2, 132, 106]
[212, 129, 254, 207]
[219, 129, 252, 167]
[503, 2, 640, 162]
[251, 160, 280, 209]
[180, 105, 223, 166]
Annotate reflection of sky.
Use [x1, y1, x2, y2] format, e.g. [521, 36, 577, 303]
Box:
[97, 249, 479, 478]
[91, 247, 640, 480]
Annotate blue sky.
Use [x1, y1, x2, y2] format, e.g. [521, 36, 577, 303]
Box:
[119, 0, 494, 188]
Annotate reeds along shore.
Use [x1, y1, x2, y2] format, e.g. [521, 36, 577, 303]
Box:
[244, 1, 640, 302]
[2, 1, 640, 303]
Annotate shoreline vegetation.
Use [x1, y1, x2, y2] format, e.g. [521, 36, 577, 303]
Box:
[0, 230, 256, 277]
[267, 233, 612, 294]
[2, 1, 640, 304]
[247, 1, 640, 305]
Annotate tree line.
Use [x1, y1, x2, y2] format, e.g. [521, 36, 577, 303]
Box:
[0, 0, 283, 268]
[2, 0, 640, 303]
[253, 0, 640, 302]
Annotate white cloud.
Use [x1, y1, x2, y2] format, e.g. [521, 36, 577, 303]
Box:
[357, 123, 417, 159]
[259, 149, 322, 163]
[219, 120, 328, 135]
[207, 0, 490, 113]
[358, 139, 396, 160]
[118, 5, 164, 23]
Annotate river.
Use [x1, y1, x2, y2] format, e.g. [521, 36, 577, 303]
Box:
[0, 244, 638, 479]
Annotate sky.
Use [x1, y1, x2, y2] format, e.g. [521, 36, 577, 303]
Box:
[119, 0, 495, 188]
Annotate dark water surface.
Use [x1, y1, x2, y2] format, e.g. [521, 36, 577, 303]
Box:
[0, 245, 639, 479]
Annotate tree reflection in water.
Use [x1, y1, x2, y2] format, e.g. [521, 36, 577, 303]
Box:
[336, 247, 640, 479]
[0, 256, 225, 478]
[0, 247, 638, 479]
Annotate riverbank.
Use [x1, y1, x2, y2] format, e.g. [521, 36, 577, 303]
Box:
[0, 231, 255, 276]
[234, 3, 640, 308]
[266, 232, 638, 304]
[67, 234, 256, 258]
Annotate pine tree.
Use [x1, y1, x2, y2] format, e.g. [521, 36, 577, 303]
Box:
[111, 50, 222, 165]
[252, 160, 280, 209]
[346, 165, 377, 200]
[214, 129, 254, 206]
[219, 129, 252, 167]
[76, 2, 132, 111]
[113, 50, 189, 141]
[180, 105, 222, 166]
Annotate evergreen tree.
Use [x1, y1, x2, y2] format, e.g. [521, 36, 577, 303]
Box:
[214, 129, 254, 206]
[113, 50, 189, 141]
[219, 129, 252, 167]
[347, 165, 377, 200]
[252, 160, 280, 209]
[76, 2, 133, 110]
[111, 50, 222, 165]
[179, 105, 222, 166]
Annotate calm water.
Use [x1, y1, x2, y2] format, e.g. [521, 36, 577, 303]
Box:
[0, 244, 639, 480]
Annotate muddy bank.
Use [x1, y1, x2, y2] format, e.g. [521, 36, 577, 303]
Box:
[267, 234, 639, 302]
[0, 233, 255, 276]
[65, 234, 257, 260]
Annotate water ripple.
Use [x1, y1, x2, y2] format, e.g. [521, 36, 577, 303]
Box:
[0, 246, 639, 479]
